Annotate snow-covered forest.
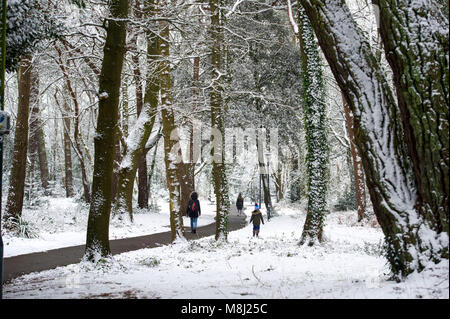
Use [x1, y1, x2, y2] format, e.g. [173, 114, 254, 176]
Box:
[0, 0, 448, 301]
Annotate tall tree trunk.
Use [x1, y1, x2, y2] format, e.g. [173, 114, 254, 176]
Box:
[256, 129, 273, 216]
[111, 115, 121, 202]
[289, 152, 300, 202]
[130, 0, 149, 209]
[37, 123, 49, 192]
[27, 62, 39, 192]
[342, 92, 366, 222]
[159, 14, 185, 241]
[297, 7, 329, 246]
[28, 64, 49, 193]
[210, 0, 230, 241]
[5, 54, 32, 221]
[61, 97, 74, 197]
[85, 0, 128, 260]
[298, 0, 448, 277]
[53, 90, 73, 196]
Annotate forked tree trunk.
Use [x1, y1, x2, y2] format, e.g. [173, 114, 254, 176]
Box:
[114, 0, 160, 221]
[298, 0, 448, 277]
[85, 0, 128, 260]
[376, 0, 449, 238]
[130, 0, 149, 209]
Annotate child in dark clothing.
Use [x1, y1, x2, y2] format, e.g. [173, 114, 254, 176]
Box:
[249, 203, 264, 237]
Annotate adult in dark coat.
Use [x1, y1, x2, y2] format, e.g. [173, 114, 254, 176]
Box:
[186, 191, 201, 233]
[236, 193, 244, 216]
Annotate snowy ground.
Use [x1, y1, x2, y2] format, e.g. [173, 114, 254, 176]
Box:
[3, 200, 448, 299]
[2, 196, 217, 257]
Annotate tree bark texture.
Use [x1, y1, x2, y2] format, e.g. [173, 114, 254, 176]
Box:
[85, 0, 128, 260]
[5, 54, 32, 221]
[298, 0, 448, 276]
[159, 14, 185, 241]
[376, 0, 449, 237]
[210, 0, 230, 241]
[342, 92, 366, 222]
[61, 98, 74, 197]
[297, 7, 329, 246]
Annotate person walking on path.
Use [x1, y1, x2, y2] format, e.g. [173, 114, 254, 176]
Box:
[186, 191, 201, 234]
[236, 193, 244, 216]
[249, 203, 264, 237]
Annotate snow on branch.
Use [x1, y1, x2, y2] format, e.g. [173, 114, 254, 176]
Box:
[225, 0, 245, 18]
[286, 0, 299, 35]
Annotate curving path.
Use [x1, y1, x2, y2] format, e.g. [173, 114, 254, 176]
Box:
[2, 211, 247, 284]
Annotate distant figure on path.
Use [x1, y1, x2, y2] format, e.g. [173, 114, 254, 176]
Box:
[186, 191, 201, 234]
[250, 203, 264, 237]
[236, 193, 244, 216]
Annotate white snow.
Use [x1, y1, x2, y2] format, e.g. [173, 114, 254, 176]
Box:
[1, 196, 216, 257]
[3, 200, 448, 299]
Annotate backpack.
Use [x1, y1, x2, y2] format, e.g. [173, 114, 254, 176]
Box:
[187, 200, 196, 216]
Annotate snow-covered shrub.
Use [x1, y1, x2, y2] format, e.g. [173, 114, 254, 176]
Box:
[138, 256, 160, 268]
[5, 215, 39, 239]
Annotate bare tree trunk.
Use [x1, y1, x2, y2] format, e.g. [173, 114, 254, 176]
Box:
[5, 54, 32, 221]
[27, 62, 39, 192]
[342, 92, 366, 222]
[37, 124, 49, 192]
[111, 116, 121, 202]
[256, 129, 273, 215]
[85, 0, 128, 260]
[130, 0, 149, 209]
[61, 97, 74, 197]
[159, 15, 185, 241]
[28, 64, 49, 194]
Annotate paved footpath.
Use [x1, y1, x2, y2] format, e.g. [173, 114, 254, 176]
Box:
[3, 211, 247, 284]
